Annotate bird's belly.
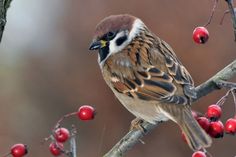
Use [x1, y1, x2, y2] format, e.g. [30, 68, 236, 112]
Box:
[113, 91, 169, 124]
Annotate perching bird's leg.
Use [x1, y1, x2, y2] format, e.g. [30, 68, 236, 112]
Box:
[130, 118, 146, 133]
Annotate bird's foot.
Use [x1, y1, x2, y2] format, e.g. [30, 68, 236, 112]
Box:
[129, 118, 146, 133]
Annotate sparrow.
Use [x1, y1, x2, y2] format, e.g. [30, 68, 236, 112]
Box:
[89, 14, 212, 151]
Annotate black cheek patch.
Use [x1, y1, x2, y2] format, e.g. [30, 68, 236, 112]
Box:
[116, 35, 128, 46]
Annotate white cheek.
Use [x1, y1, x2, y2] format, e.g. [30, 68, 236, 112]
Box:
[109, 31, 129, 54]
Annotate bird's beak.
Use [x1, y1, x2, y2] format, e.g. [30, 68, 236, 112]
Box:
[89, 40, 107, 50]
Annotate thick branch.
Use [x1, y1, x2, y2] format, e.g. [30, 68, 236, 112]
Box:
[0, 0, 12, 42]
[103, 59, 236, 157]
[103, 121, 157, 157]
[194, 59, 236, 99]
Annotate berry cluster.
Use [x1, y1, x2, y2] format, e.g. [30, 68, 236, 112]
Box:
[183, 89, 236, 157]
[2, 105, 95, 157]
[47, 105, 95, 156]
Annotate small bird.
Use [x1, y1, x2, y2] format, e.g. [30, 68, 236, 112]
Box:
[89, 14, 212, 151]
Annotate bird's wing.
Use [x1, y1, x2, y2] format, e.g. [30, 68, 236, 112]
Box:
[109, 36, 196, 105]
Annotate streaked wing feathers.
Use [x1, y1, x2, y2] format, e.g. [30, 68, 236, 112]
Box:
[109, 33, 195, 105]
[111, 66, 179, 102]
[159, 40, 194, 86]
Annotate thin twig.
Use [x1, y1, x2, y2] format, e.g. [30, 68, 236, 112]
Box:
[225, 0, 236, 41]
[2, 152, 10, 157]
[54, 112, 77, 130]
[68, 126, 77, 157]
[204, 0, 218, 27]
[220, 10, 230, 25]
[230, 88, 236, 116]
[215, 89, 231, 106]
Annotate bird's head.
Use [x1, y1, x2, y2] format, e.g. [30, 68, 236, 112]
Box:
[89, 14, 145, 64]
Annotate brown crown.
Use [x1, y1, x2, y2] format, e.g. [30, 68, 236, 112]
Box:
[94, 14, 137, 39]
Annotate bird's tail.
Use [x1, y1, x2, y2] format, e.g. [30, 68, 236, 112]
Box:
[178, 106, 212, 150]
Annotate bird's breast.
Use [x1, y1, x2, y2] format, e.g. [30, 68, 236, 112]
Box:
[101, 66, 169, 124]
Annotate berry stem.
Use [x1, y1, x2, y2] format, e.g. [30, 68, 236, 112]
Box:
[230, 88, 236, 117]
[54, 112, 77, 130]
[216, 89, 231, 106]
[42, 135, 54, 144]
[220, 10, 230, 25]
[204, 0, 218, 27]
[1, 152, 10, 157]
[205, 150, 213, 157]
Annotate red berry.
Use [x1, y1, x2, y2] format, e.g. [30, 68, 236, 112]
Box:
[49, 142, 64, 156]
[77, 105, 95, 120]
[193, 26, 209, 44]
[192, 151, 206, 157]
[208, 120, 224, 138]
[206, 104, 222, 121]
[54, 128, 70, 143]
[197, 117, 210, 132]
[11, 144, 28, 157]
[225, 118, 236, 134]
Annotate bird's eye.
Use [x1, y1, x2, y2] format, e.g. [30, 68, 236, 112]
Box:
[106, 31, 116, 40]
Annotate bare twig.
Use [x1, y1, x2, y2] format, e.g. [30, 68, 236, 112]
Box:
[54, 112, 77, 130]
[68, 126, 77, 157]
[220, 10, 230, 25]
[0, 0, 13, 42]
[204, 0, 218, 27]
[225, 0, 236, 41]
[103, 59, 236, 157]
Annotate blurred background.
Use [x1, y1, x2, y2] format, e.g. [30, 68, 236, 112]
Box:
[0, 0, 235, 156]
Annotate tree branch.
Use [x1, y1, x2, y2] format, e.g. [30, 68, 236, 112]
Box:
[194, 59, 236, 100]
[103, 121, 157, 157]
[69, 134, 77, 157]
[225, 0, 236, 41]
[0, 0, 12, 42]
[103, 59, 236, 157]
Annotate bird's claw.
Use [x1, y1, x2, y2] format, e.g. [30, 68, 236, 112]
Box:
[130, 118, 146, 133]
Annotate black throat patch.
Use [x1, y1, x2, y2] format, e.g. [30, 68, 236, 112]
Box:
[98, 43, 110, 62]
